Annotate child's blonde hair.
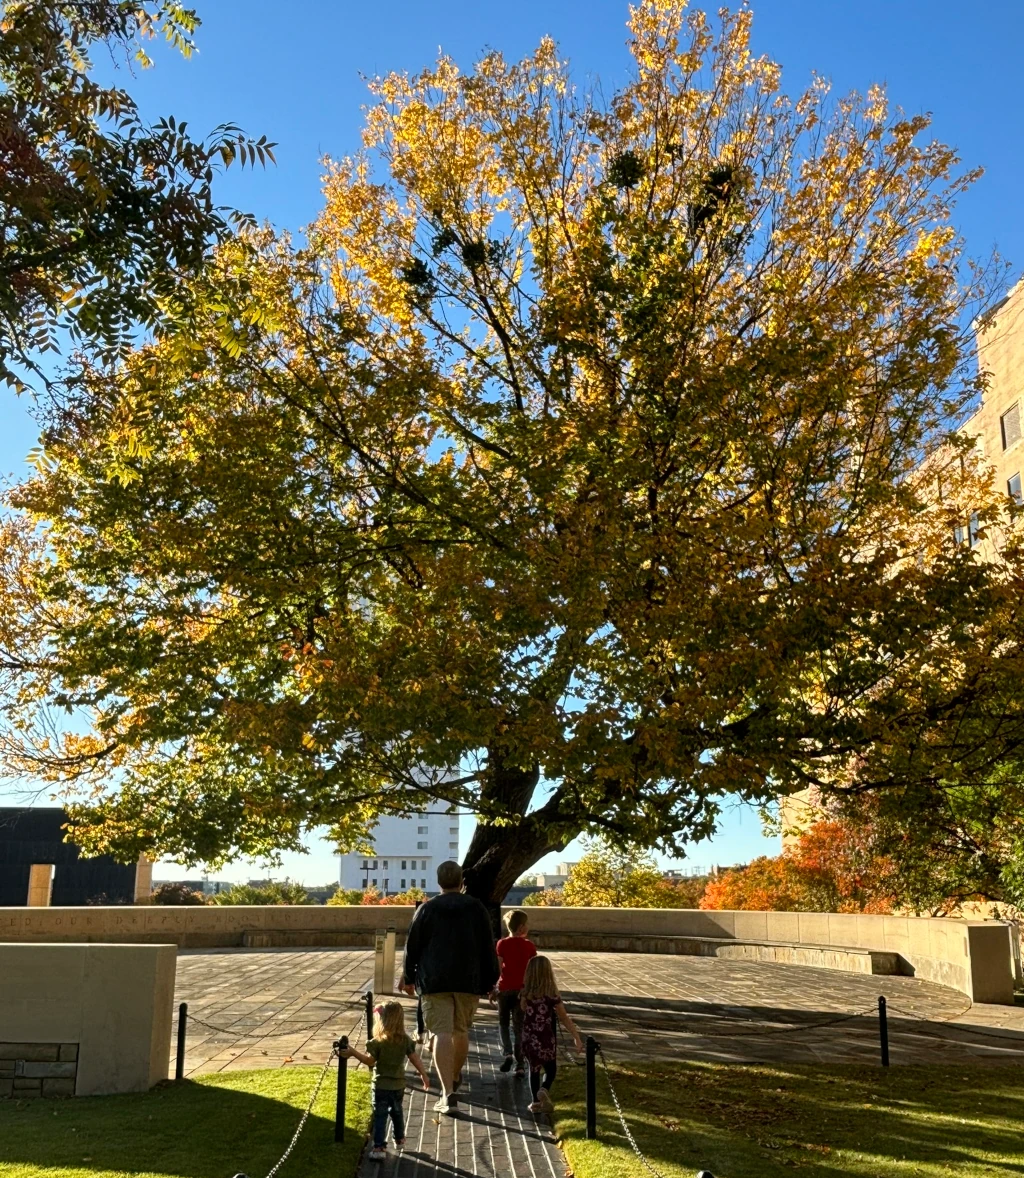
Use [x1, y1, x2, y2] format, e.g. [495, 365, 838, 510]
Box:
[522, 954, 558, 1000]
[505, 909, 529, 935]
[373, 1001, 406, 1042]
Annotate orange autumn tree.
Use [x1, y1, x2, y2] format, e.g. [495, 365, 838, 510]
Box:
[700, 819, 896, 912]
[699, 855, 809, 911]
[790, 818, 896, 913]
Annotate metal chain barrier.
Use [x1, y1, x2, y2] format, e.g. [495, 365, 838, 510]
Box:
[686, 1006, 878, 1039]
[185, 1003, 364, 1039]
[885, 1003, 1024, 1050]
[188, 1012, 339, 1038]
[177, 992, 376, 1083]
[261, 1045, 338, 1178]
[577, 990, 1024, 1178]
[557, 1022, 586, 1067]
[596, 1044, 672, 1178]
[576, 999, 879, 1039]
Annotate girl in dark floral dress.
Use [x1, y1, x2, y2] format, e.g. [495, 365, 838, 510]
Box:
[520, 955, 583, 1114]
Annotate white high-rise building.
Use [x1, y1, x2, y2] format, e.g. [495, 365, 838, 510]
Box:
[338, 810, 461, 895]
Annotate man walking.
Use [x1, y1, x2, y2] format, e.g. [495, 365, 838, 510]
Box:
[401, 860, 499, 1114]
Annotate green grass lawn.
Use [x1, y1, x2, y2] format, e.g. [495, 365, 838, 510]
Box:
[556, 1059, 1024, 1177]
[0, 1066, 371, 1178]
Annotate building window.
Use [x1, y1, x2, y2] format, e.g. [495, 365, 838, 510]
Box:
[417, 841, 427, 850]
[383, 860, 389, 870]
[1009, 473, 1022, 504]
[450, 826, 458, 835]
[1001, 403, 1022, 451]
[954, 522, 966, 546]
[417, 826, 428, 834]
[401, 859, 407, 870]
[401, 879, 406, 889]
[969, 512, 982, 547]
[361, 859, 368, 869]
[372, 878, 377, 886]
[362, 878, 368, 888]
[421, 878, 426, 888]
[449, 842, 458, 852]
[421, 859, 427, 870]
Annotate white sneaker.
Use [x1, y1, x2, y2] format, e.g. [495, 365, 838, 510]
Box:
[368, 1145, 386, 1161]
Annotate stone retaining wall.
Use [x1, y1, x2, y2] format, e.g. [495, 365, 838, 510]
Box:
[0, 903, 415, 948]
[0, 903, 1014, 1003]
[519, 908, 1015, 1004]
[0, 1042, 78, 1099]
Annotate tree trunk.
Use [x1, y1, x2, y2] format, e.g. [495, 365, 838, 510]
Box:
[460, 745, 575, 937]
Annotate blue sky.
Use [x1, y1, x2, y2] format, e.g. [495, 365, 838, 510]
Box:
[3, 1, 1022, 883]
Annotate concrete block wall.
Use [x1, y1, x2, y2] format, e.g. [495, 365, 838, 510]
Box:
[0, 943, 176, 1096]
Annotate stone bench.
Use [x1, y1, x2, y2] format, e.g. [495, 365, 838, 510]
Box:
[239, 926, 902, 977]
[531, 930, 904, 974]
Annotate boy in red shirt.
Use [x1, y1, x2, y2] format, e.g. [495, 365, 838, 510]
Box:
[494, 909, 537, 1075]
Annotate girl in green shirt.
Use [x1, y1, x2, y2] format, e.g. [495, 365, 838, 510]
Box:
[341, 1001, 430, 1161]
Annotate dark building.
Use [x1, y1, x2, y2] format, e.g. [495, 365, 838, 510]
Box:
[0, 808, 136, 907]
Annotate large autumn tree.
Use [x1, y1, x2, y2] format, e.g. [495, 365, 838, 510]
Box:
[5, 1, 1024, 914]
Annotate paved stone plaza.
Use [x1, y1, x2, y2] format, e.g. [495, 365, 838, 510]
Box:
[173, 947, 1024, 1075]
[171, 948, 1024, 1177]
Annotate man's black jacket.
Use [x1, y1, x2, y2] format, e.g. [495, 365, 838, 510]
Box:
[402, 891, 500, 996]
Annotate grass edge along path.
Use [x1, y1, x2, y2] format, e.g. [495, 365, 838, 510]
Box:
[0, 1064, 372, 1178]
[555, 1058, 1024, 1177]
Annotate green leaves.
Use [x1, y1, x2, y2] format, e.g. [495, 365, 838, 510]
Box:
[0, 1, 275, 389]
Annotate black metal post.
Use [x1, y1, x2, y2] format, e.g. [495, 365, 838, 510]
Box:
[175, 1002, 187, 1081]
[585, 1036, 598, 1140]
[334, 1035, 348, 1143]
[878, 996, 890, 1067]
[364, 990, 374, 1041]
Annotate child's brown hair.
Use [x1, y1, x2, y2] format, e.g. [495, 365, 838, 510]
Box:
[522, 954, 558, 1000]
[505, 909, 529, 935]
[373, 1001, 406, 1042]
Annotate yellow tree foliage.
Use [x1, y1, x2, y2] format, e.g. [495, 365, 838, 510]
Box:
[562, 841, 666, 907]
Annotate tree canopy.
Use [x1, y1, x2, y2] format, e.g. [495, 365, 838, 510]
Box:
[540, 839, 708, 908]
[700, 818, 897, 913]
[561, 840, 665, 907]
[208, 879, 311, 905]
[4, 0, 1024, 909]
[0, 0, 274, 390]
[794, 781, 1024, 915]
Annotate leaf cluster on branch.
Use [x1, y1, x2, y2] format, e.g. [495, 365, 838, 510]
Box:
[0, 0, 274, 391]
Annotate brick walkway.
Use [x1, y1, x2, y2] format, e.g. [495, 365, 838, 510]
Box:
[353, 1026, 564, 1178]
[171, 948, 1024, 1175]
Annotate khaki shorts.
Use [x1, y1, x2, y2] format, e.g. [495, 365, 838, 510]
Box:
[420, 992, 479, 1035]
